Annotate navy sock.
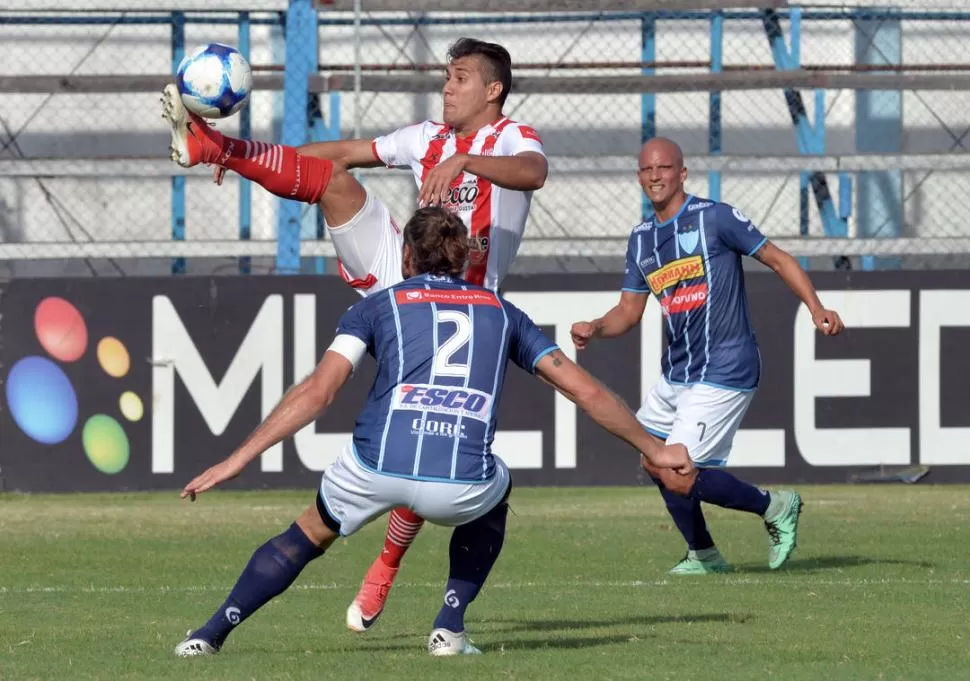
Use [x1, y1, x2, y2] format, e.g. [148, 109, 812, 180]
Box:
[691, 468, 770, 516]
[195, 523, 323, 648]
[651, 476, 714, 551]
[433, 501, 508, 634]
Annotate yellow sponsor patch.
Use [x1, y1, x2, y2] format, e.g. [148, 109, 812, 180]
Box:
[646, 255, 705, 294]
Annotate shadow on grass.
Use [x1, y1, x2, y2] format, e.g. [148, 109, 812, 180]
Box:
[732, 554, 934, 574]
[303, 613, 740, 654]
[481, 613, 739, 652]
[486, 611, 736, 633]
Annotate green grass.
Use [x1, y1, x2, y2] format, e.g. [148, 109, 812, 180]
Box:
[2, 485, 968, 681]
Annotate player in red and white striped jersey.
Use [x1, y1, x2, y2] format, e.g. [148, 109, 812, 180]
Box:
[162, 37, 547, 635]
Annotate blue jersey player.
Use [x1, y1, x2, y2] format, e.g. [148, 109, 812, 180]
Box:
[572, 137, 844, 575]
[175, 206, 692, 658]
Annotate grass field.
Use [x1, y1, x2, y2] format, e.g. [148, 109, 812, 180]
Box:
[2, 485, 968, 681]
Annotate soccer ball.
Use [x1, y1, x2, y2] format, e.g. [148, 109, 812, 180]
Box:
[176, 43, 252, 119]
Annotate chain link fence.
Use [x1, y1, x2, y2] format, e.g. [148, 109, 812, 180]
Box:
[1, 3, 970, 275]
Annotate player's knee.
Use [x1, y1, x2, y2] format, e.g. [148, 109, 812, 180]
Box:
[312, 492, 342, 537]
[664, 472, 695, 497]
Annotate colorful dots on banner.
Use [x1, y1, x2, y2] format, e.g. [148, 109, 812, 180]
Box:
[5, 356, 78, 445]
[3, 296, 142, 475]
[34, 297, 88, 362]
[83, 415, 130, 475]
[97, 337, 131, 378]
[119, 391, 144, 422]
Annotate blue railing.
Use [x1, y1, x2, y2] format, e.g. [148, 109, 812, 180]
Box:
[2, 6, 962, 272]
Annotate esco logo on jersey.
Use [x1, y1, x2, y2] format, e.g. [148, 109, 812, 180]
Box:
[447, 183, 480, 211]
[394, 384, 493, 422]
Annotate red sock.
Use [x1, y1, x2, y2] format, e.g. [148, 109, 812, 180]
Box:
[381, 507, 425, 569]
[217, 137, 332, 204]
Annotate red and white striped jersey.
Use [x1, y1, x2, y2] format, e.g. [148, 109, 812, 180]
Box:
[372, 118, 545, 291]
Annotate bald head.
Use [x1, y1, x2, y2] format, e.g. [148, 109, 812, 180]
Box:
[639, 137, 684, 169]
[638, 137, 688, 219]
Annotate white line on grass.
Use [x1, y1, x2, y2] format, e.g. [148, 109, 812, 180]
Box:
[2, 577, 970, 596]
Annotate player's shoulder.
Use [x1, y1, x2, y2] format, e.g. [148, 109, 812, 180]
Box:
[500, 118, 542, 141]
[389, 120, 451, 144]
[414, 120, 452, 138]
[700, 198, 753, 225]
[684, 195, 716, 215]
[345, 287, 385, 316]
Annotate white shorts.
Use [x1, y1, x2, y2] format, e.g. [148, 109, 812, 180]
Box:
[328, 191, 404, 297]
[319, 443, 512, 536]
[636, 379, 755, 467]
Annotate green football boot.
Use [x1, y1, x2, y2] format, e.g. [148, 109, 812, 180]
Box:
[668, 548, 731, 575]
[764, 490, 803, 570]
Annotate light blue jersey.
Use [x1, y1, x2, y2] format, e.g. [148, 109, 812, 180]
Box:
[622, 195, 767, 390]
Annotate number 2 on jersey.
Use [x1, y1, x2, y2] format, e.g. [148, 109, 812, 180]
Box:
[433, 310, 471, 378]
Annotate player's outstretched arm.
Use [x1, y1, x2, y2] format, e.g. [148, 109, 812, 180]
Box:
[418, 151, 547, 207]
[534, 350, 692, 473]
[180, 351, 353, 500]
[571, 291, 648, 350]
[753, 241, 844, 336]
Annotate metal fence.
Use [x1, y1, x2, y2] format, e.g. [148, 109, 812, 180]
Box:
[1, 2, 970, 275]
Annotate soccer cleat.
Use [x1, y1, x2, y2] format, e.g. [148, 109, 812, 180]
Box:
[174, 630, 219, 657]
[668, 550, 731, 575]
[345, 559, 399, 633]
[427, 628, 482, 656]
[764, 490, 803, 570]
[161, 83, 224, 168]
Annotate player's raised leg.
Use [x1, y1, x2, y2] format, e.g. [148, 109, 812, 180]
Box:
[162, 82, 401, 293]
[163, 84, 334, 206]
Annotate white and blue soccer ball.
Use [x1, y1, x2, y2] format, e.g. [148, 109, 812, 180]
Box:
[176, 43, 252, 119]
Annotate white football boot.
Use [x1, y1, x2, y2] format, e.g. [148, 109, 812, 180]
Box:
[427, 628, 482, 656]
[174, 630, 219, 657]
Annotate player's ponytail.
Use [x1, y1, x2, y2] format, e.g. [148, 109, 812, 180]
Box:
[403, 206, 470, 277]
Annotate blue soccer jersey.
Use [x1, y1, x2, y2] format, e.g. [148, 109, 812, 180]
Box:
[334, 273, 557, 483]
[622, 195, 767, 390]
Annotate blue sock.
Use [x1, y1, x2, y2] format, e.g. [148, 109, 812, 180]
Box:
[691, 468, 770, 516]
[651, 476, 714, 551]
[433, 501, 508, 634]
[195, 523, 323, 648]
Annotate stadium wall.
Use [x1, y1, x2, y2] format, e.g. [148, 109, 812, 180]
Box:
[1, 270, 967, 492]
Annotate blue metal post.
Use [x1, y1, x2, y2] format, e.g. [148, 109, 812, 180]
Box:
[238, 11, 252, 274]
[762, 8, 848, 257]
[641, 13, 656, 221]
[798, 172, 810, 269]
[307, 91, 341, 274]
[708, 11, 723, 201]
[276, 0, 317, 274]
[856, 13, 903, 270]
[170, 11, 186, 275]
